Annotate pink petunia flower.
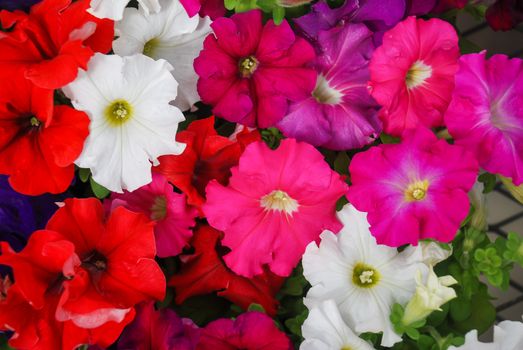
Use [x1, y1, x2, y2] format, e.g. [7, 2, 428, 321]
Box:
[347, 128, 478, 246]
[368, 16, 459, 136]
[105, 173, 198, 258]
[445, 52, 523, 185]
[194, 10, 317, 128]
[196, 312, 291, 350]
[277, 23, 381, 150]
[203, 139, 348, 277]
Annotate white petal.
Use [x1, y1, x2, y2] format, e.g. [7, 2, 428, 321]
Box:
[301, 300, 375, 350]
[88, 0, 130, 20]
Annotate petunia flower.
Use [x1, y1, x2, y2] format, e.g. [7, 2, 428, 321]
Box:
[449, 320, 523, 350]
[203, 138, 348, 277]
[194, 10, 317, 128]
[179, 0, 226, 19]
[0, 0, 113, 90]
[347, 127, 478, 246]
[113, 0, 212, 111]
[117, 301, 200, 350]
[368, 16, 459, 136]
[0, 0, 41, 11]
[63, 53, 186, 193]
[196, 312, 292, 350]
[444, 52, 523, 185]
[294, 0, 406, 45]
[169, 225, 285, 316]
[401, 266, 457, 326]
[301, 300, 375, 350]
[88, 0, 160, 20]
[303, 204, 428, 347]
[0, 70, 89, 195]
[105, 173, 198, 258]
[155, 116, 260, 210]
[277, 23, 381, 150]
[486, 0, 523, 31]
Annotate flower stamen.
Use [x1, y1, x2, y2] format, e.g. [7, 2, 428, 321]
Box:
[352, 262, 380, 288]
[105, 99, 133, 126]
[405, 180, 429, 202]
[406, 60, 432, 89]
[260, 190, 299, 215]
[239, 56, 258, 77]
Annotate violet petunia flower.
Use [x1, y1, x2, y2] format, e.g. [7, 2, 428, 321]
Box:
[117, 302, 200, 350]
[0, 0, 41, 11]
[277, 23, 381, 150]
[294, 0, 406, 44]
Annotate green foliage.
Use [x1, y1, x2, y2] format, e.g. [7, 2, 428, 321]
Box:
[390, 303, 426, 341]
[247, 303, 266, 313]
[89, 177, 110, 199]
[261, 127, 283, 149]
[504, 232, 523, 266]
[478, 172, 497, 193]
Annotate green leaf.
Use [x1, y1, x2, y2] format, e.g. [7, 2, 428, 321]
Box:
[380, 133, 400, 144]
[478, 173, 497, 193]
[247, 303, 266, 313]
[78, 167, 90, 182]
[405, 327, 420, 340]
[224, 0, 238, 9]
[334, 152, 350, 175]
[284, 309, 308, 337]
[272, 6, 285, 24]
[89, 178, 110, 199]
[449, 297, 472, 322]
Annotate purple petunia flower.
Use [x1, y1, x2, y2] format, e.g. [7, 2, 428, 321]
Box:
[277, 23, 381, 150]
[0, 0, 41, 11]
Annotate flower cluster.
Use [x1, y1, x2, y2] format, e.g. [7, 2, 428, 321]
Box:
[1, 0, 523, 349]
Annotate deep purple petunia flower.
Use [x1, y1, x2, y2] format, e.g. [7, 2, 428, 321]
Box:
[117, 301, 200, 350]
[0, 0, 41, 11]
[294, 0, 406, 44]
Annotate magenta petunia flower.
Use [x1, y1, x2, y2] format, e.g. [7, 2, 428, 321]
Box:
[277, 23, 381, 150]
[194, 10, 317, 128]
[368, 16, 459, 137]
[347, 128, 478, 247]
[117, 301, 200, 350]
[105, 173, 198, 257]
[203, 139, 348, 277]
[196, 312, 291, 350]
[445, 52, 523, 185]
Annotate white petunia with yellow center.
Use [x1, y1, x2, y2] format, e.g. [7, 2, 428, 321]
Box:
[63, 53, 185, 193]
[113, 0, 211, 111]
[301, 300, 375, 350]
[303, 204, 428, 347]
[88, 0, 161, 21]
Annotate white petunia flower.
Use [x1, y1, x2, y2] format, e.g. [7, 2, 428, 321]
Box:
[88, 0, 161, 21]
[403, 241, 452, 267]
[449, 319, 523, 350]
[303, 204, 428, 347]
[402, 266, 457, 326]
[63, 53, 185, 193]
[301, 300, 375, 350]
[113, 0, 211, 111]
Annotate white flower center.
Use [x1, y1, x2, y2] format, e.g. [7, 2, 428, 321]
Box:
[405, 60, 432, 89]
[312, 74, 342, 105]
[260, 190, 299, 215]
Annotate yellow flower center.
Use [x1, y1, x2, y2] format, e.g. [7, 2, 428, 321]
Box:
[341, 347, 353, 350]
[30, 116, 41, 127]
[352, 262, 380, 288]
[406, 60, 432, 89]
[239, 56, 258, 77]
[143, 38, 160, 58]
[105, 99, 133, 126]
[260, 190, 299, 215]
[150, 195, 167, 221]
[405, 180, 429, 202]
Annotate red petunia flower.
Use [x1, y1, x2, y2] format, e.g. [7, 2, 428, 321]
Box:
[0, 0, 114, 89]
[169, 225, 285, 316]
[486, 0, 523, 31]
[154, 116, 260, 210]
[0, 198, 165, 349]
[0, 70, 89, 195]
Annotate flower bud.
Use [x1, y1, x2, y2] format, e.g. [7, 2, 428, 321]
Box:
[401, 266, 457, 326]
